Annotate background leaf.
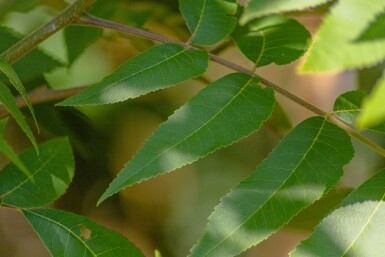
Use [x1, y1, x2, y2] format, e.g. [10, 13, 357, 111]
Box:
[0, 0, 39, 18]
[98, 73, 275, 204]
[358, 10, 385, 41]
[300, 0, 385, 72]
[189, 116, 354, 257]
[232, 15, 310, 67]
[357, 72, 385, 128]
[58, 43, 209, 106]
[179, 0, 238, 46]
[290, 168, 385, 257]
[23, 208, 145, 257]
[241, 0, 332, 24]
[0, 81, 37, 150]
[0, 138, 74, 208]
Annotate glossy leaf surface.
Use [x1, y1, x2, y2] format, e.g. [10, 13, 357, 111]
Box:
[301, 0, 385, 72]
[189, 117, 354, 257]
[98, 73, 275, 204]
[59, 43, 209, 106]
[23, 208, 145, 257]
[233, 15, 310, 67]
[241, 0, 332, 24]
[180, 0, 237, 46]
[0, 138, 74, 208]
[291, 168, 385, 257]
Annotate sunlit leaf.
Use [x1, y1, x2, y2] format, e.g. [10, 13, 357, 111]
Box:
[334, 90, 385, 133]
[179, 0, 237, 46]
[189, 117, 354, 257]
[232, 15, 310, 67]
[0, 81, 37, 151]
[358, 10, 385, 41]
[0, 138, 74, 208]
[357, 73, 385, 128]
[98, 73, 275, 204]
[241, 0, 332, 24]
[23, 208, 145, 257]
[300, 0, 385, 72]
[58, 43, 209, 106]
[290, 168, 385, 257]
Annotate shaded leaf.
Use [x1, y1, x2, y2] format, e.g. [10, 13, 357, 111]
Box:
[64, 25, 103, 65]
[358, 61, 385, 93]
[357, 72, 385, 128]
[0, 26, 61, 83]
[58, 43, 209, 106]
[358, 10, 385, 41]
[334, 90, 385, 133]
[0, 138, 74, 208]
[98, 73, 275, 204]
[300, 0, 385, 72]
[265, 102, 292, 138]
[290, 168, 385, 257]
[241, 0, 332, 24]
[232, 15, 310, 67]
[180, 0, 238, 46]
[0, 117, 30, 177]
[189, 117, 354, 257]
[23, 208, 145, 257]
[0, 81, 37, 151]
[0, 0, 38, 17]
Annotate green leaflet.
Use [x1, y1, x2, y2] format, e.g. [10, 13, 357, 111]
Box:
[334, 90, 385, 133]
[0, 81, 38, 151]
[232, 15, 310, 67]
[58, 43, 209, 106]
[64, 25, 103, 65]
[179, 0, 238, 46]
[0, 56, 38, 130]
[0, 26, 61, 83]
[98, 73, 275, 204]
[290, 168, 385, 257]
[0, 117, 30, 178]
[358, 10, 385, 41]
[300, 0, 385, 72]
[0, 138, 74, 208]
[23, 208, 145, 257]
[189, 117, 354, 257]
[357, 73, 385, 128]
[241, 0, 332, 24]
[0, 0, 39, 17]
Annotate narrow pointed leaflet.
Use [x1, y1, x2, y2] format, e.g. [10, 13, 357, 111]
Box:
[23, 208, 145, 257]
[189, 117, 354, 257]
[0, 138, 74, 208]
[291, 168, 385, 257]
[180, 0, 237, 46]
[98, 73, 275, 204]
[59, 43, 209, 106]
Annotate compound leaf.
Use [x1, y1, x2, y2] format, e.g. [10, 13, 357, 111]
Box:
[300, 0, 385, 72]
[23, 208, 145, 257]
[58, 43, 209, 106]
[189, 117, 354, 257]
[290, 168, 385, 257]
[98, 73, 275, 204]
[180, 0, 238, 46]
[0, 138, 74, 208]
[232, 15, 310, 67]
[241, 0, 332, 24]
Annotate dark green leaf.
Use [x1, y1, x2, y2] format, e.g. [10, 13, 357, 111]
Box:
[58, 43, 209, 106]
[23, 208, 145, 257]
[265, 102, 292, 138]
[291, 168, 385, 257]
[64, 25, 103, 65]
[334, 90, 385, 133]
[232, 15, 310, 67]
[189, 117, 354, 257]
[0, 0, 39, 18]
[358, 10, 385, 41]
[0, 138, 74, 208]
[0, 26, 61, 83]
[180, 0, 238, 46]
[98, 73, 275, 204]
[241, 0, 332, 24]
[0, 81, 38, 151]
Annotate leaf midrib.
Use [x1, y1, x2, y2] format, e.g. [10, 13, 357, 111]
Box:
[201, 119, 327, 257]
[189, 0, 207, 42]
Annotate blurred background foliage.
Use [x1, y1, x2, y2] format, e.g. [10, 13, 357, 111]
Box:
[0, 0, 384, 256]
